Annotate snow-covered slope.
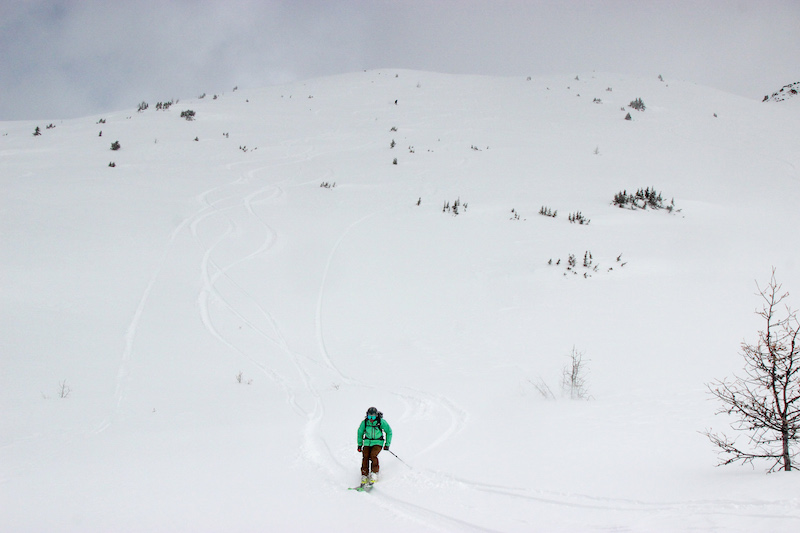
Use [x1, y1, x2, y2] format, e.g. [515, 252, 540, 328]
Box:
[2, 70, 799, 532]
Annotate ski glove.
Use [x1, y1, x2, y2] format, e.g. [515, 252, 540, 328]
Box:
[384, 446, 389, 451]
[357, 446, 362, 452]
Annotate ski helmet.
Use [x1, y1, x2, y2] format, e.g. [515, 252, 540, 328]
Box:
[366, 407, 378, 416]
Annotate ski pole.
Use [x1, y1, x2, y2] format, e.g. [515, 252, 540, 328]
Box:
[387, 449, 412, 469]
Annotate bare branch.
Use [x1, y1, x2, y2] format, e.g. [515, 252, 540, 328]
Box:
[705, 270, 799, 472]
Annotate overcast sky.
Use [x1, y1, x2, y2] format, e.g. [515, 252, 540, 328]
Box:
[2, 0, 798, 121]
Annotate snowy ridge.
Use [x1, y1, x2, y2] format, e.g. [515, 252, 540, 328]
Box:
[763, 81, 800, 102]
[2, 70, 800, 532]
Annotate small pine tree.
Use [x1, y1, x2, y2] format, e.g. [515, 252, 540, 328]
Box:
[629, 98, 646, 111]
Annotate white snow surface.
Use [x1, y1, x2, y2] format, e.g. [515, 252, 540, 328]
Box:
[2, 70, 800, 532]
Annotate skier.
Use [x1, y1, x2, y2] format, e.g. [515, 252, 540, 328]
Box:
[357, 407, 392, 485]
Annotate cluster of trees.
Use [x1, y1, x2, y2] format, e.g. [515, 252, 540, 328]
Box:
[629, 97, 646, 111]
[613, 187, 676, 212]
[568, 211, 590, 225]
[32, 124, 58, 136]
[443, 197, 467, 216]
[538, 206, 557, 218]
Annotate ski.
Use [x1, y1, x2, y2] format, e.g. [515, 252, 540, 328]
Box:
[348, 483, 373, 492]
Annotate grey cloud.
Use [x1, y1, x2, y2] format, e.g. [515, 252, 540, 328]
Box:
[1, 0, 798, 120]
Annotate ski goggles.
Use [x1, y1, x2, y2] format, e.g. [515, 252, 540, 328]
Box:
[368, 415, 377, 420]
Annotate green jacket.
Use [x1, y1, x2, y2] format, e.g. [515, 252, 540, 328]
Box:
[357, 418, 392, 447]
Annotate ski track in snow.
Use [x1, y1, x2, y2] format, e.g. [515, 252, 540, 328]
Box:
[288, 177, 800, 529]
[307, 207, 508, 531]
[175, 166, 491, 530]
[93, 134, 800, 531]
[394, 387, 469, 458]
[438, 474, 800, 521]
[100, 156, 308, 430]
[95, 180, 230, 433]
[314, 210, 377, 385]
[193, 164, 338, 423]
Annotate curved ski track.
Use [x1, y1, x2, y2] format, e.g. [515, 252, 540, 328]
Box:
[100, 150, 800, 531]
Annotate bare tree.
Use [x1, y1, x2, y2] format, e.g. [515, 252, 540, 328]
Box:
[704, 270, 800, 472]
[562, 346, 590, 400]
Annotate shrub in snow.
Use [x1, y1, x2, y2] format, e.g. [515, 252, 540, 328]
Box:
[538, 206, 557, 218]
[443, 198, 467, 216]
[110, 141, 121, 151]
[236, 371, 253, 385]
[530, 377, 555, 400]
[624, 113, 632, 121]
[568, 211, 590, 225]
[704, 270, 800, 472]
[629, 98, 646, 111]
[58, 380, 71, 399]
[392, 158, 397, 165]
[551, 250, 607, 277]
[108, 162, 116, 167]
[33, 126, 41, 136]
[613, 187, 677, 212]
[137, 101, 149, 112]
[562, 347, 590, 400]
[180, 110, 196, 121]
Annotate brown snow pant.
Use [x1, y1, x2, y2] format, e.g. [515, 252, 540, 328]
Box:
[361, 445, 383, 476]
